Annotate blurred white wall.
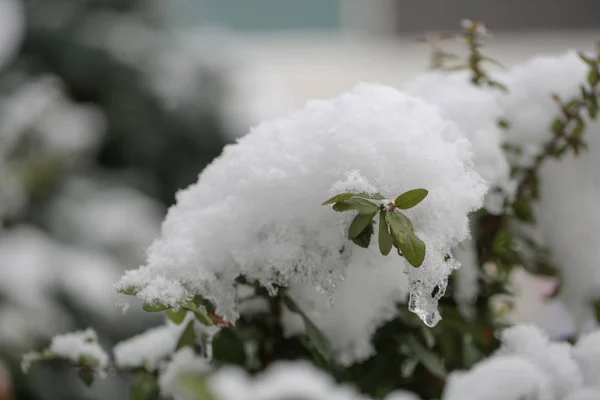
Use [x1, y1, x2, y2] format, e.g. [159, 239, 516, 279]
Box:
[238, 30, 600, 112]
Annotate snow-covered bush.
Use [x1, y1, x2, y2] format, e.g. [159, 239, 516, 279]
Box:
[17, 18, 600, 400]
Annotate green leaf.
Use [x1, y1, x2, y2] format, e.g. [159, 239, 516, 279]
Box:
[378, 211, 393, 255]
[175, 373, 218, 400]
[572, 118, 585, 138]
[322, 192, 355, 205]
[176, 320, 197, 350]
[118, 286, 141, 296]
[588, 70, 599, 87]
[283, 295, 331, 362]
[131, 371, 159, 400]
[387, 211, 414, 233]
[395, 189, 428, 209]
[348, 198, 381, 214]
[332, 201, 354, 212]
[353, 192, 386, 200]
[167, 309, 188, 325]
[578, 52, 596, 67]
[194, 309, 213, 326]
[397, 231, 426, 268]
[142, 302, 170, 312]
[406, 335, 446, 378]
[593, 299, 600, 323]
[351, 222, 374, 248]
[212, 328, 247, 366]
[551, 118, 564, 133]
[334, 198, 380, 214]
[349, 213, 377, 239]
[78, 369, 95, 387]
[79, 355, 100, 369]
[183, 301, 213, 326]
[497, 118, 510, 129]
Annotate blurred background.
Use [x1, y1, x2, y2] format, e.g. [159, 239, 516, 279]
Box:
[0, 0, 598, 399]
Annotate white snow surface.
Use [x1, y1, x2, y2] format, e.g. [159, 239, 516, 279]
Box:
[113, 319, 188, 371]
[443, 324, 600, 400]
[117, 83, 487, 326]
[164, 359, 369, 400]
[48, 328, 109, 370]
[158, 347, 211, 398]
[406, 71, 514, 214]
[284, 256, 410, 365]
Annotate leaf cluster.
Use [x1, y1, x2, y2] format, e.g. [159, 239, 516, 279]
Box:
[323, 189, 428, 268]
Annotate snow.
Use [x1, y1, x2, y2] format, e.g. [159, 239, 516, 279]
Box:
[0, 0, 24, 71]
[113, 320, 187, 371]
[498, 50, 600, 328]
[565, 388, 600, 400]
[452, 239, 479, 317]
[443, 355, 552, 400]
[118, 83, 486, 328]
[164, 359, 369, 400]
[406, 71, 514, 214]
[497, 325, 582, 398]
[283, 255, 410, 365]
[572, 330, 600, 388]
[0, 226, 154, 348]
[47, 328, 108, 371]
[46, 178, 164, 262]
[0, 75, 105, 161]
[443, 324, 600, 400]
[384, 390, 421, 400]
[158, 347, 211, 398]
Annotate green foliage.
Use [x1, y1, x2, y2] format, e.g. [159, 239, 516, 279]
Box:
[394, 189, 428, 210]
[176, 320, 197, 351]
[323, 189, 428, 267]
[283, 295, 332, 364]
[378, 211, 394, 255]
[212, 329, 246, 366]
[174, 373, 218, 400]
[131, 371, 160, 400]
[168, 309, 188, 325]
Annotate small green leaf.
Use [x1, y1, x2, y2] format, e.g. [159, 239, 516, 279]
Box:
[167, 309, 188, 325]
[332, 197, 382, 214]
[175, 373, 218, 400]
[351, 223, 374, 248]
[183, 301, 213, 326]
[588, 70, 599, 87]
[142, 302, 170, 312]
[397, 232, 426, 268]
[551, 118, 564, 133]
[176, 320, 197, 350]
[572, 118, 585, 137]
[194, 309, 213, 326]
[349, 213, 376, 239]
[497, 118, 510, 129]
[212, 328, 246, 366]
[378, 211, 393, 255]
[118, 286, 140, 296]
[395, 189, 428, 209]
[332, 201, 354, 212]
[354, 192, 386, 200]
[387, 211, 414, 234]
[283, 295, 331, 362]
[348, 198, 380, 214]
[78, 369, 95, 387]
[79, 355, 99, 369]
[406, 335, 446, 378]
[578, 52, 596, 67]
[131, 371, 159, 400]
[322, 192, 355, 205]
